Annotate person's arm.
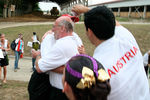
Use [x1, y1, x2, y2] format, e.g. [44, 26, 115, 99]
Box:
[32, 49, 40, 58]
[6, 41, 10, 51]
[36, 44, 67, 73]
[36, 55, 65, 73]
[34, 47, 64, 73]
[72, 4, 90, 15]
[51, 65, 65, 74]
[35, 55, 43, 73]
[78, 45, 86, 54]
[36, 57, 65, 74]
[22, 40, 24, 53]
[72, 4, 121, 27]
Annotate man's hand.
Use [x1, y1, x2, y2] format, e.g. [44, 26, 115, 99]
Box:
[78, 45, 85, 54]
[31, 49, 40, 58]
[72, 4, 90, 15]
[35, 54, 43, 73]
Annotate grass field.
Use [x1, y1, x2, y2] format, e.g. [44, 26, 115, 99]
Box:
[0, 24, 150, 56]
[0, 23, 150, 100]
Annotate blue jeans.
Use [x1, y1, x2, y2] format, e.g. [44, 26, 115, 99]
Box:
[32, 58, 36, 71]
[14, 51, 21, 69]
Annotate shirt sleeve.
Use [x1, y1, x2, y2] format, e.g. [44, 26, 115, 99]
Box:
[15, 39, 19, 43]
[38, 45, 66, 72]
[72, 32, 83, 46]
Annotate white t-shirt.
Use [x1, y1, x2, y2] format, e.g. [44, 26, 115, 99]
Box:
[38, 32, 82, 89]
[40, 32, 82, 58]
[93, 26, 150, 100]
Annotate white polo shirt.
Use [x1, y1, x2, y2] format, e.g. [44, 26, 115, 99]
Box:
[93, 26, 150, 100]
[38, 35, 81, 89]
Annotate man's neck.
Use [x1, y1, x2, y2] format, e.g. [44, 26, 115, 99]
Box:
[94, 39, 105, 47]
[58, 32, 73, 39]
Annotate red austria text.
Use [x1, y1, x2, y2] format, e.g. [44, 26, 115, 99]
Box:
[107, 46, 138, 77]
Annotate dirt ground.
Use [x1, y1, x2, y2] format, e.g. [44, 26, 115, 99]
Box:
[6, 56, 32, 82]
[0, 13, 57, 22]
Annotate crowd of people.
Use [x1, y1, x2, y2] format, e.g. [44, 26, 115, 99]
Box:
[0, 4, 150, 100]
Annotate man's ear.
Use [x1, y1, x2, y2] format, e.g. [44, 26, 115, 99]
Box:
[60, 26, 66, 33]
[87, 28, 93, 36]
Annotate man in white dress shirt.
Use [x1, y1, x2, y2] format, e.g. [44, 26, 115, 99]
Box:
[35, 16, 82, 100]
[72, 5, 150, 100]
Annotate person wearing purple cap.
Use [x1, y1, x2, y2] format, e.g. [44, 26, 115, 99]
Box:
[62, 54, 111, 100]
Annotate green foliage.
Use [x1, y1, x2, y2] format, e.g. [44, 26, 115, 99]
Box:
[33, 2, 41, 11]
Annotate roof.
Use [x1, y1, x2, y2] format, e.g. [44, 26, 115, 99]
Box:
[107, 0, 150, 8]
[41, 0, 76, 5]
[89, 0, 150, 8]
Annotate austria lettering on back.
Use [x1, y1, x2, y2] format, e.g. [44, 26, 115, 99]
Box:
[107, 46, 138, 77]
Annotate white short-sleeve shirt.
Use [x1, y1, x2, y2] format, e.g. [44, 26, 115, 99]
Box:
[93, 26, 150, 100]
[38, 35, 80, 89]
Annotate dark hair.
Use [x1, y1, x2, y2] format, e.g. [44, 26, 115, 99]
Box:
[84, 6, 116, 40]
[65, 54, 111, 100]
[33, 32, 36, 35]
[18, 33, 22, 35]
[0, 33, 5, 37]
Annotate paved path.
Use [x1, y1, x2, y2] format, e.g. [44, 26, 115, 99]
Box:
[5, 57, 33, 82]
[1, 21, 150, 30]
[0, 22, 54, 29]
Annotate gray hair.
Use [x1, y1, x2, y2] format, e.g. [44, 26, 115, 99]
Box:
[59, 20, 74, 33]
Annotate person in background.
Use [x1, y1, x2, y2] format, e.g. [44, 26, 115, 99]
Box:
[62, 54, 111, 100]
[143, 50, 150, 77]
[0, 33, 10, 84]
[72, 4, 150, 100]
[31, 32, 40, 72]
[14, 33, 24, 72]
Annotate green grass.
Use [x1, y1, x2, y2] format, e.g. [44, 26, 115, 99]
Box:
[123, 24, 150, 54]
[0, 24, 150, 56]
[116, 17, 129, 22]
[0, 24, 95, 56]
